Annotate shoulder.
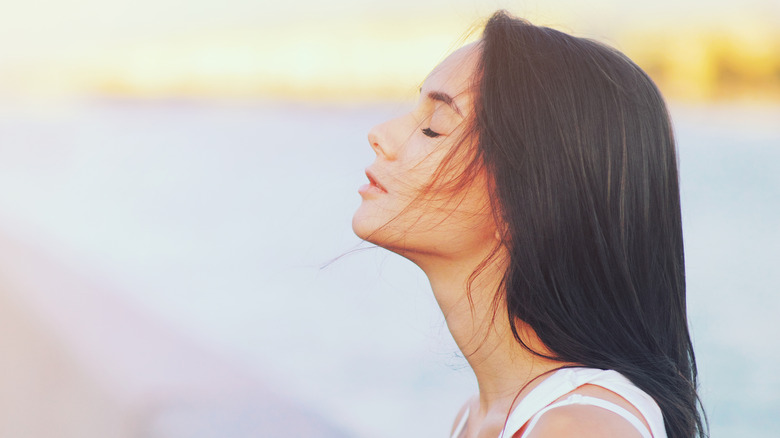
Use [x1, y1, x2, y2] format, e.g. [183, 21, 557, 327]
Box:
[518, 380, 653, 438]
[520, 403, 645, 438]
[450, 395, 477, 437]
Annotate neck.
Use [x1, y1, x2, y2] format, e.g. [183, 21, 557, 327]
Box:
[413, 249, 565, 413]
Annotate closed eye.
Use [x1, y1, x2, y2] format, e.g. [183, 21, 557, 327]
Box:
[421, 127, 441, 138]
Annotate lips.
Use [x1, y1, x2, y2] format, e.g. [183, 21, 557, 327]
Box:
[359, 169, 388, 197]
[365, 170, 387, 192]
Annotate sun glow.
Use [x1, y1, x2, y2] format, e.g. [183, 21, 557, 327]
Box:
[2, 9, 779, 102]
[2, 18, 480, 102]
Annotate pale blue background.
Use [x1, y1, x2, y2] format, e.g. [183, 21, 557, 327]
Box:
[0, 99, 777, 437]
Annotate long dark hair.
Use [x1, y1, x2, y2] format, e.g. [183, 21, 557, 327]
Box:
[469, 11, 705, 438]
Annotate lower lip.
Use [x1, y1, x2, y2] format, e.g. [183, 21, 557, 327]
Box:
[358, 183, 387, 197]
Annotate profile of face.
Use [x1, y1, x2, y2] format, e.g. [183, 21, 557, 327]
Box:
[352, 42, 498, 262]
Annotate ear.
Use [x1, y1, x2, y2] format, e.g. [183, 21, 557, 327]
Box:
[494, 220, 509, 244]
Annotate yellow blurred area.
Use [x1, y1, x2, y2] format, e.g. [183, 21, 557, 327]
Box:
[621, 17, 780, 102]
[2, 13, 779, 103]
[1, 18, 479, 102]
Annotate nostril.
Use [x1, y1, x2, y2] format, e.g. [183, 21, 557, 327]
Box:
[368, 124, 394, 160]
[368, 136, 384, 156]
[368, 131, 379, 145]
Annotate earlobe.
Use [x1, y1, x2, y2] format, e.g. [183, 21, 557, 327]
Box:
[494, 221, 509, 244]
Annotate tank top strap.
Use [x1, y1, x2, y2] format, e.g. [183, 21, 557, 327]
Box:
[499, 367, 595, 438]
[498, 367, 667, 438]
[450, 406, 470, 438]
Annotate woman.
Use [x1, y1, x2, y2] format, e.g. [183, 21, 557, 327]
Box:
[352, 11, 705, 438]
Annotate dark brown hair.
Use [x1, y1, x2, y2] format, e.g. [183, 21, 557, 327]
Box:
[466, 11, 706, 437]
[359, 10, 706, 437]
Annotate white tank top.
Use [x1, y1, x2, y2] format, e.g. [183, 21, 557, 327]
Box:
[450, 367, 667, 438]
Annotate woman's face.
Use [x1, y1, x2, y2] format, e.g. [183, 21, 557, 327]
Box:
[352, 42, 497, 260]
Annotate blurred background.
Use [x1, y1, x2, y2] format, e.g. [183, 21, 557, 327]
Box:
[0, 0, 778, 437]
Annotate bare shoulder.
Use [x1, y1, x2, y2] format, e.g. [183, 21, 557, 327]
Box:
[522, 404, 645, 438]
[450, 395, 477, 436]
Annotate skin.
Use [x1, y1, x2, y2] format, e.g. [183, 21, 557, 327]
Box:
[351, 41, 493, 262]
[352, 42, 651, 438]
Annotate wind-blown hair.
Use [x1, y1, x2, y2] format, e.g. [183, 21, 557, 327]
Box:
[471, 11, 706, 438]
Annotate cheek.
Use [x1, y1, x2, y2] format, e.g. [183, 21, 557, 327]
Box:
[352, 133, 492, 252]
[415, 165, 497, 246]
[353, 174, 496, 256]
[396, 139, 446, 182]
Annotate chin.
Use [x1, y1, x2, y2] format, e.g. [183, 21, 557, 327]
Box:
[351, 204, 381, 242]
[351, 205, 407, 252]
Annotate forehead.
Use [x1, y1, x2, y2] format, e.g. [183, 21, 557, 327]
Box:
[421, 42, 481, 98]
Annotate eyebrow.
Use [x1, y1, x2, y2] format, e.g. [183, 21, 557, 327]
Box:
[420, 88, 463, 117]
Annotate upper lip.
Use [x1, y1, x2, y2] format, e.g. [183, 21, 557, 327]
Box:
[365, 168, 387, 192]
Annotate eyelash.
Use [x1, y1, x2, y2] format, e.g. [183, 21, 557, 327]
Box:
[421, 127, 441, 138]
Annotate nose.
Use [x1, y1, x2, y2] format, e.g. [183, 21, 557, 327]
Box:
[367, 119, 397, 160]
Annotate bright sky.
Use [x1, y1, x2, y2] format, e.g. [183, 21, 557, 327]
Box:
[2, 0, 778, 100]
